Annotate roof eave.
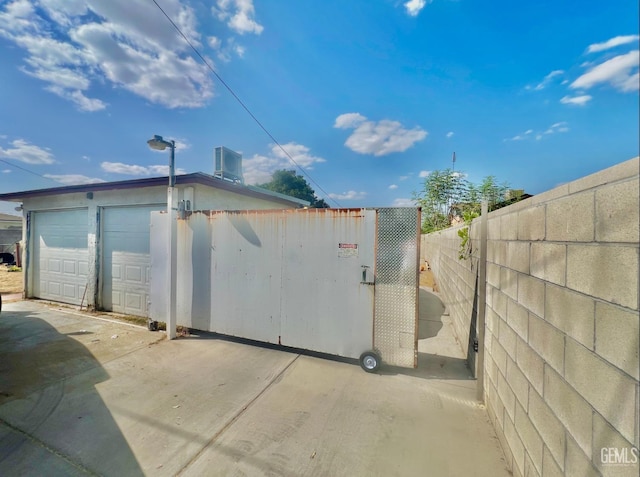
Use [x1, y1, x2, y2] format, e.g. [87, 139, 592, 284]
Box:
[0, 173, 308, 208]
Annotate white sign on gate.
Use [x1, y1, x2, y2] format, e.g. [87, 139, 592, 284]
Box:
[338, 243, 358, 258]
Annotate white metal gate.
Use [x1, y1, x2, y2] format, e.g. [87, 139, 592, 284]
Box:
[150, 208, 419, 368]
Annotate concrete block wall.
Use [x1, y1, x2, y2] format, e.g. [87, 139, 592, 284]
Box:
[421, 157, 639, 477]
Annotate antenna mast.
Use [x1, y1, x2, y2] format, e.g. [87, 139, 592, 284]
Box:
[452, 151, 456, 171]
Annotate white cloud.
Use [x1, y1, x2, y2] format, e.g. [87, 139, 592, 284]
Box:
[571, 50, 639, 93]
[392, 198, 416, 207]
[44, 174, 105, 185]
[0, 138, 55, 164]
[334, 112, 427, 156]
[207, 36, 222, 49]
[560, 94, 592, 106]
[389, 184, 398, 190]
[242, 142, 327, 185]
[334, 112, 367, 129]
[587, 35, 640, 53]
[234, 44, 245, 57]
[208, 36, 246, 62]
[101, 162, 187, 176]
[404, 0, 429, 17]
[2, 169, 11, 173]
[328, 190, 367, 200]
[0, 0, 214, 110]
[507, 123, 569, 141]
[446, 131, 454, 138]
[399, 175, 409, 181]
[214, 0, 263, 35]
[418, 170, 430, 178]
[545, 122, 570, 134]
[47, 86, 107, 111]
[529, 69, 564, 91]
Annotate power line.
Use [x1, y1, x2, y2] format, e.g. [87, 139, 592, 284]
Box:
[0, 158, 58, 183]
[149, 0, 340, 207]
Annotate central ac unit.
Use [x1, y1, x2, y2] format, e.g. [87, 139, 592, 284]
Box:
[214, 146, 244, 183]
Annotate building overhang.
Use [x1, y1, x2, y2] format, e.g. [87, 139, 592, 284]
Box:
[0, 172, 310, 208]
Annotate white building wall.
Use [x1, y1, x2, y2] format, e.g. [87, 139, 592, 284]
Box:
[20, 184, 299, 312]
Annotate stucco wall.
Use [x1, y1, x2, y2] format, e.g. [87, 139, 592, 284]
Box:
[421, 157, 639, 477]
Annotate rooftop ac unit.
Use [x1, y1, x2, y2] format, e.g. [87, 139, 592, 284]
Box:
[214, 146, 244, 184]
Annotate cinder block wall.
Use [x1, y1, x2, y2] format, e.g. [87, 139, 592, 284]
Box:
[421, 157, 639, 477]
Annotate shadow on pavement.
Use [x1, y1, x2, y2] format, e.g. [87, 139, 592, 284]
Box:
[178, 287, 473, 381]
[381, 287, 474, 381]
[0, 308, 143, 476]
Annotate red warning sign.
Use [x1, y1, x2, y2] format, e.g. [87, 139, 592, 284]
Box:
[338, 243, 358, 258]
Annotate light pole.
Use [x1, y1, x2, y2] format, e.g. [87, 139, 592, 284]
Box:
[147, 135, 176, 189]
[147, 135, 177, 339]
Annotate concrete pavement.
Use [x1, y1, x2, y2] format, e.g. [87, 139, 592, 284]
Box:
[0, 297, 509, 476]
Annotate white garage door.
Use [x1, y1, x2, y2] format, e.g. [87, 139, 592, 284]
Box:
[102, 205, 164, 317]
[33, 209, 89, 305]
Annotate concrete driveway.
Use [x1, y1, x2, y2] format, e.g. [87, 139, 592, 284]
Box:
[0, 299, 509, 477]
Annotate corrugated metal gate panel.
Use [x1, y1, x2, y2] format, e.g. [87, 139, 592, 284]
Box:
[373, 208, 420, 368]
[280, 209, 376, 359]
[209, 211, 283, 344]
[33, 209, 88, 305]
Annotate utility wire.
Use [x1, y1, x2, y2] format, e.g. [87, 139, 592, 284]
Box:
[0, 158, 58, 183]
[149, 0, 340, 208]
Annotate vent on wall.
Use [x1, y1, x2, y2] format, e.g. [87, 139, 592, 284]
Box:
[214, 146, 244, 184]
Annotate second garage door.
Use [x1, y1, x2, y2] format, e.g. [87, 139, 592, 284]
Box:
[102, 205, 164, 316]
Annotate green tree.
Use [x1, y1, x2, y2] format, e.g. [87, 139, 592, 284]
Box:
[258, 170, 329, 208]
[413, 170, 511, 233]
[412, 169, 471, 233]
[465, 175, 511, 217]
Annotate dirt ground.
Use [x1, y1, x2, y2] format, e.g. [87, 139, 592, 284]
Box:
[0, 267, 22, 294]
[419, 268, 437, 290]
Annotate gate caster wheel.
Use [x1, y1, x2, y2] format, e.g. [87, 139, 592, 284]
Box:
[148, 320, 158, 332]
[359, 351, 381, 373]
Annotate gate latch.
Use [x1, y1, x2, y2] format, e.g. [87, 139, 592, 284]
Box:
[360, 265, 375, 285]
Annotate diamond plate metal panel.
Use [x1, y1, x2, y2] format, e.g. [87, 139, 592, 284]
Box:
[374, 208, 420, 368]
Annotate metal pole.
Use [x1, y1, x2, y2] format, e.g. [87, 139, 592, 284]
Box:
[166, 142, 177, 339]
[169, 140, 176, 188]
[476, 200, 488, 402]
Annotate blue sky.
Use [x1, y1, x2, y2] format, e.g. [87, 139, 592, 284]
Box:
[0, 0, 638, 214]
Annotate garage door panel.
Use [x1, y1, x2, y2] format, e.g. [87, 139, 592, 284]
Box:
[111, 291, 122, 307]
[48, 258, 60, 272]
[63, 283, 77, 299]
[46, 281, 59, 296]
[79, 262, 88, 277]
[33, 209, 88, 305]
[63, 260, 76, 274]
[125, 265, 143, 283]
[125, 293, 143, 313]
